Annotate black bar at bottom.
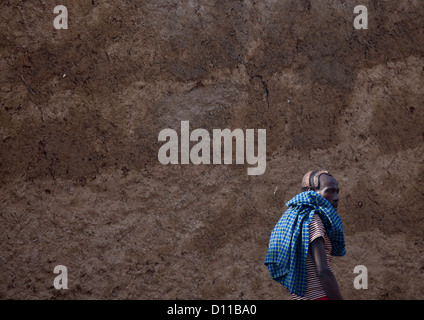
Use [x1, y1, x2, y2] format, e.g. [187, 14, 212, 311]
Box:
[1, 299, 421, 319]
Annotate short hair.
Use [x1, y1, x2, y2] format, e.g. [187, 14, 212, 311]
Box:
[301, 170, 333, 191]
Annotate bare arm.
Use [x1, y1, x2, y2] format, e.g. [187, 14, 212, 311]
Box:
[310, 237, 343, 300]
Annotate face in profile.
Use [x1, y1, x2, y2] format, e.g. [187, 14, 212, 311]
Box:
[316, 174, 340, 210]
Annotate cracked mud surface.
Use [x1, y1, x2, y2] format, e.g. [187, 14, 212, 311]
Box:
[1, 1, 423, 299]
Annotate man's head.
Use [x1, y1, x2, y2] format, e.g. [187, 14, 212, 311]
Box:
[301, 170, 340, 210]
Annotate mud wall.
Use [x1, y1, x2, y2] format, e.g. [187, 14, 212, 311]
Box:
[1, 0, 423, 299]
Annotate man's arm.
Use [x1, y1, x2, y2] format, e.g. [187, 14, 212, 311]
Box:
[310, 237, 343, 300]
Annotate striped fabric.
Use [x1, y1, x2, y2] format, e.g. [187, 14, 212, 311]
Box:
[264, 191, 345, 297]
[292, 214, 333, 300]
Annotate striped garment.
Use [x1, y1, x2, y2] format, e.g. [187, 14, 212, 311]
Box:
[264, 191, 345, 297]
[292, 213, 332, 300]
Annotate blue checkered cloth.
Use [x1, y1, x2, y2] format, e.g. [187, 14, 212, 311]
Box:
[264, 191, 346, 296]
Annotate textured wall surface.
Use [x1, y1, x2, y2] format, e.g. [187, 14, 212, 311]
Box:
[1, 0, 423, 299]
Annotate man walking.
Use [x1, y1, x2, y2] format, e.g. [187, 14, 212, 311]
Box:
[265, 170, 346, 300]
